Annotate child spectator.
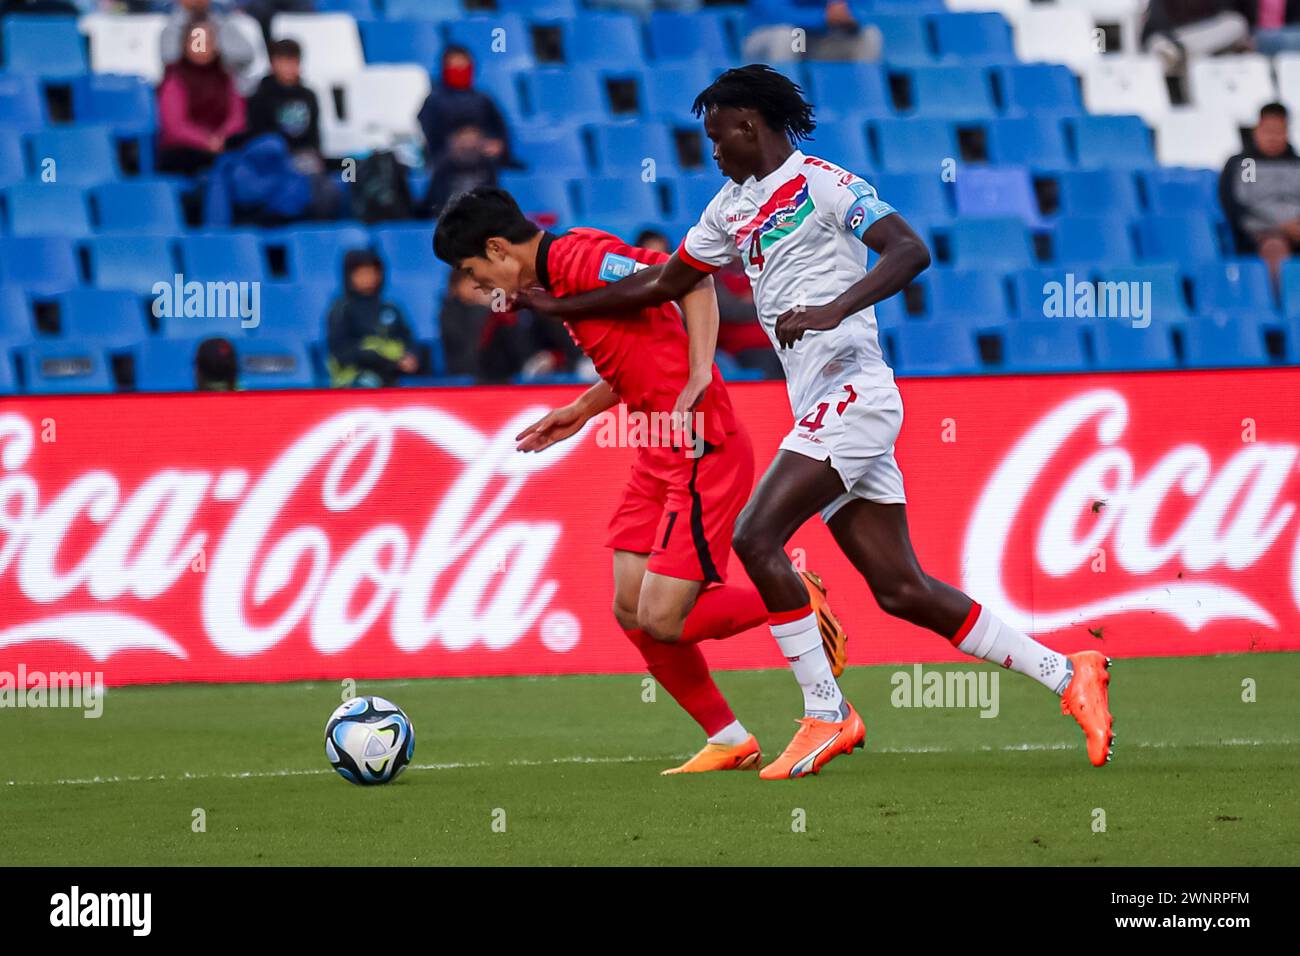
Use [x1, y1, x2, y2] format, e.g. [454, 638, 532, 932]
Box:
[327, 249, 420, 387]
[195, 337, 239, 391]
[246, 38, 323, 173]
[157, 20, 247, 175]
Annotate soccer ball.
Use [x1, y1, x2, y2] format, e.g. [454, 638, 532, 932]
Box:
[324, 696, 415, 785]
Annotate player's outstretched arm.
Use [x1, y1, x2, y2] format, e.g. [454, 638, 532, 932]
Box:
[515, 254, 709, 319]
[515, 380, 619, 453]
[673, 274, 720, 418]
[774, 214, 931, 348]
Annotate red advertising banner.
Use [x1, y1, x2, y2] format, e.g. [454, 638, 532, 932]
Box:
[2, 370, 1298, 686]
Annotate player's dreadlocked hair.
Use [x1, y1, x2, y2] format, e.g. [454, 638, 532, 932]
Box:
[691, 64, 816, 145]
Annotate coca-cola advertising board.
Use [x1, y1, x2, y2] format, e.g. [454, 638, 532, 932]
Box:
[2, 370, 1298, 686]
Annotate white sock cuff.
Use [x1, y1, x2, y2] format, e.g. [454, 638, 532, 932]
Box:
[769, 611, 817, 641]
[958, 605, 1000, 659]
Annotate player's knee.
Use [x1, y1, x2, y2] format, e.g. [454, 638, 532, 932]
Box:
[732, 509, 771, 568]
[637, 606, 684, 644]
[872, 573, 932, 622]
[612, 600, 641, 634]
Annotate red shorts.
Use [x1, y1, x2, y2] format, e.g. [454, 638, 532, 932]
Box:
[604, 424, 755, 583]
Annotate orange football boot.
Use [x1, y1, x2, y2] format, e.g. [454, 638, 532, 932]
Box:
[800, 570, 848, 678]
[1060, 651, 1114, 767]
[759, 703, 866, 780]
[661, 735, 762, 775]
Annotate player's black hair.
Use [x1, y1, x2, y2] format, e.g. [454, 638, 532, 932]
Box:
[1261, 101, 1289, 121]
[432, 187, 540, 266]
[691, 64, 816, 145]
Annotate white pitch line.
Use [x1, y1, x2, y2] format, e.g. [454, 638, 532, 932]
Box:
[4, 738, 1297, 788]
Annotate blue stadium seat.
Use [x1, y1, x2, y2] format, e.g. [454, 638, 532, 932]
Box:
[57, 289, 147, 347]
[90, 181, 183, 232]
[908, 66, 997, 120]
[522, 70, 607, 123]
[1192, 260, 1274, 314]
[668, 175, 726, 220]
[872, 118, 959, 173]
[133, 337, 202, 392]
[804, 123, 872, 174]
[803, 62, 892, 119]
[86, 235, 174, 291]
[5, 183, 93, 237]
[0, 351, 15, 394]
[985, 117, 1071, 169]
[1182, 315, 1270, 368]
[871, 171, 950, 220]
[1054, 216, 1134, 265]
[868, 13, 933, 66]
[954, 166, 1042, 225]
[499, 172, 577, 225]
[1136, 214, 1220, 263]
[71, 74, 156, 129]
[574, 176, 663, 221]
[19, 342, 113, 395]
[1282, 260, 1300, 318]
[444, 17, 532, 71]
[0, 286, 33, 343]
[177, 233, 267, 281]
[371, 225, 446, 282]
[998, 63, 1083, 117]
[892, 322, 981, 374]
[0, 131, 28, 187]
[358, 20, 442, 66]
[949, 217, 1035, 270]
[316, 0, 379, 18]
[1072, 116, 1156, 169]
[1056, 169, 1141, 219]
[1139, 168, 1220, 216]
[1097, 264, 1190, 319]
[1013, 266, 1096, 320]
[588, 122, 679, 173]
[26, 126, 119, 186]
[641, 62, 712, 118]
[256, 282, 334, 343]
[514, 124, 588, 176]
[561, 14, 644, 69]
[386, 278, 441, 350]
[500, 0, 579, 14]
[2, 17, 87, 77]
[1002, 320, 1088, 372]
[647, 11, 733, 62]
[932, 12, 1016, 65]
[281, 227, 371, 283]
[0, 73, 46, 129]
[926, 269, 1011, 325]
[1090, 321, 1178, 370]
[0, 236, 80, 292]
[382, 0, 462, 18]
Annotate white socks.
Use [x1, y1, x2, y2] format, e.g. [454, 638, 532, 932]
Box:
[955, 603, 1073, 694]
[771, 610, 845, 720]
[707, 719, 750, 746]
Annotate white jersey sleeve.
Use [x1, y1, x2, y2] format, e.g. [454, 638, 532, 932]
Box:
[805, 165, 897, 241]
[680, 187, 738, 272]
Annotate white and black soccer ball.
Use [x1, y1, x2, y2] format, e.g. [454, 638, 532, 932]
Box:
[325, 696, 415, 786]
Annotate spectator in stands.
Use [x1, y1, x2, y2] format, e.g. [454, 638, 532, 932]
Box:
[743, 0, 881, 63]
[1143, 1, 1250, 73]
[1220, 101, 1300, 289]
[240, 0, 313, 49]
[327, 249, 420, 388]
[195, 337, 239, 391]
[438, 269, 492, 378]
[633, 229, 671, 254]
[157, 20, 248, 175]
[716, 261, 783, 379]
[417, 46, 512, 168]
[246, 38, 323, 173]
[161, 0, 262, 95]
[422, 125, 500, 218]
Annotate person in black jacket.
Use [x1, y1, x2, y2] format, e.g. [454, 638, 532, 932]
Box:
[416, 46, 511, 167]
[1220, 102, 1300, 288]
[327, 249, 419, 387]
[246, 38, 323, 173]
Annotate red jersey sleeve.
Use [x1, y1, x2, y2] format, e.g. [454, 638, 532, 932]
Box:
[548, 229, 669, 297]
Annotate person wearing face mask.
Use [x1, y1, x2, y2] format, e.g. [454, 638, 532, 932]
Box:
[157, 19, 247, 175]
[416, 46, 513, 169]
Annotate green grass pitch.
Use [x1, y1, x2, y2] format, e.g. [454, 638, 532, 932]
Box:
[2, 654, 1297, 866]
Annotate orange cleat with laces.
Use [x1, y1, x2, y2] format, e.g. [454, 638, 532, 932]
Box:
[759, 702, 865, 780]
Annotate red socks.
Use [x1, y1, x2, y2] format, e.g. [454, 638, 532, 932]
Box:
[678, 581, 769, 644]
[623, 628, 735, 736]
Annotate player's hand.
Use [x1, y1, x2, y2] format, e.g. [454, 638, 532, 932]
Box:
[774, 302, 844, 348]
[672, 369, 711, 418]
[512, 286, 565, 315]
[515, 403, 586, 453]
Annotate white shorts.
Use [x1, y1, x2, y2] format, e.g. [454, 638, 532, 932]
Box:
[778, 381, 907, 523]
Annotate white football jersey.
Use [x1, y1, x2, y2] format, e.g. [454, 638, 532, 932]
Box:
[681, 150, 898, 418]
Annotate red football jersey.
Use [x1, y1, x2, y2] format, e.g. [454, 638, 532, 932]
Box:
[538, 228, 737, 446]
